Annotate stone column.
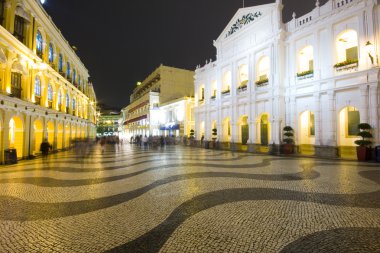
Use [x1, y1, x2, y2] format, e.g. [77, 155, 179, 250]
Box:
[314, 93, 321, 146]
[369, 85, 379, 145]
[359, 85, 369, 124]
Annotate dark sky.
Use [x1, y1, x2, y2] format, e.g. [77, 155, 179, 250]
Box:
[44, 0, 327, 108]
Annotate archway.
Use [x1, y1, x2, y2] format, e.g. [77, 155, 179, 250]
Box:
[47, 121, 55, 148]
[9, 116, 24, 158]
[259, 114, 270, 145]
[239, 116, 249, 145]
[338, 106, 360, 159]
[33, 119, 44, 154]
[299, 111, 315, 155]
[222, 117, 231, 142]
[57, 123, 63, 150]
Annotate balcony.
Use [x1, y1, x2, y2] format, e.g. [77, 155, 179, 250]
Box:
[237, 84, 248, 93]
[255, 78, 269, 87]
[221, 90, 230, 96]
[296, 70, 314, 80]
[10, 87, 22, 99]
[334, 59, 358, 72]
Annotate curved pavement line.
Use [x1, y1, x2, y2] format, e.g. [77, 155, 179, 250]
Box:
[279, 227, 380, 253]
[1, 170, 380, 222]
[0, 165, 319, 188]
[104, 188, 380, 253]
[358, 171, 380, 185]
[0, 157, 292, 174]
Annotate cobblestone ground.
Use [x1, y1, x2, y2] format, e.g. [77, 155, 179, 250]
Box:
[0, 144, 379, 253]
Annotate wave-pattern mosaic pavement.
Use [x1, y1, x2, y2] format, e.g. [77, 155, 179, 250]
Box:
[0, 145, 379, 252]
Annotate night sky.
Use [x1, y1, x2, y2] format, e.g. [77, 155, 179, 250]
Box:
[44, 0, 327, 109]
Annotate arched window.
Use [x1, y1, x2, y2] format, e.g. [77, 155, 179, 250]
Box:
[66, 62, 71, 79]
[34, 77, 41, 97]
[47, 84, 53, 101]
[48, 43, 54, 63]
[58, 90, 62, 106]
[36, 31, 43, 58]
[73, 69, 76, 85]
[256, 57, 270, 86]
[297, 46, 314, 76]
[336, 30, 358, 66]
[34, 76, 41, 104]
[66, 94, 70, 108]
[72, 98, 76, 114]
[58, 54, 63, 72]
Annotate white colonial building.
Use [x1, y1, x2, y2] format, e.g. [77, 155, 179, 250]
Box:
[194, 0, 380, 158]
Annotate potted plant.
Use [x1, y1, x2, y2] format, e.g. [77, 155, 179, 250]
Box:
[354, 123, 373, 161]
[282, 126, 294, 154]
[212, 128, 217, 140]
[189, 129, 195, 146]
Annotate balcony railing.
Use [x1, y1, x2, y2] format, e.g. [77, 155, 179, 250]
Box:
[221, 90, 230, 96]
[237, 84, 248, 92]
[255, 78, 269, 87]
[334, 59, 359, 72]
[296, 70, 314, 80]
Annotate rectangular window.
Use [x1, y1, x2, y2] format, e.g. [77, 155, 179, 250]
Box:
[10, 72, 22, 98]
[0, 0, 5, 25]
[14, 15, 25, 43]
[347, 110, 360, 136]
[346, 47, 358, 61]
[310, 112, 315, 136]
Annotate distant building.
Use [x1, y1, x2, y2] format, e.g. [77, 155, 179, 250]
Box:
[97, 107, 122, 137]
[122, 65, 194, 138]
[194, 0, 379, 159]
[0, 0, 97, 163]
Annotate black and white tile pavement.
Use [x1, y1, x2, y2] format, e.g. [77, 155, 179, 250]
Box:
[0, 145, 379, 252]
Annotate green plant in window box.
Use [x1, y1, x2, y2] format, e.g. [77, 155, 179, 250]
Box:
[221, 89, 230, 95]
[354, 123, 373, 161]
[210, 95, 216, 99]
[333, 59, 359, 68]
[296, 70, 314, 77]
[282, 126, 294, 154]
[255, 78, 269, 86]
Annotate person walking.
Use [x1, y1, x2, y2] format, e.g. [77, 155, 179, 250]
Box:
[142, 135, 148, 149]
[40, 138, 52, 159]
[100, 137, 106, 153]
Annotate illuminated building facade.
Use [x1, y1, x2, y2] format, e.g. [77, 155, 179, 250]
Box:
[0, 0, 97, 163]
[194, 0, 379, 158]
[122, 65, 194, 138]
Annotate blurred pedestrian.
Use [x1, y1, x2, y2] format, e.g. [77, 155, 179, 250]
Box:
[100, 137, 106, 153]
[40, 138, 52, 159]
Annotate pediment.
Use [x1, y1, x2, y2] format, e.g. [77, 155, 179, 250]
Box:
[216, 3, 277, 42]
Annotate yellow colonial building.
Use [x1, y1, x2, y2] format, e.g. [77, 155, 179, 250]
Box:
[0, 0, 97, 163]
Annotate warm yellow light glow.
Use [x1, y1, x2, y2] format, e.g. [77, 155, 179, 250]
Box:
[137, 82, 142, 86]
[238, 64, 249, 85]
[337, 30, 358, 63]
[222, 71, 231, 90]
[6, 86, 11, 94]
[298, 46, 314, 72]
[258, 57, 270, 80]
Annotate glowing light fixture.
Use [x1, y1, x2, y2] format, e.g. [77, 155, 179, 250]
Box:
[40, 0, 46, 4]
[137, 82, 142, 86]
[365, 41, 375, 64]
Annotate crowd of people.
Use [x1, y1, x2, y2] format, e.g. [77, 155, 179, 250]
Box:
[130, 135, 185, 149]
